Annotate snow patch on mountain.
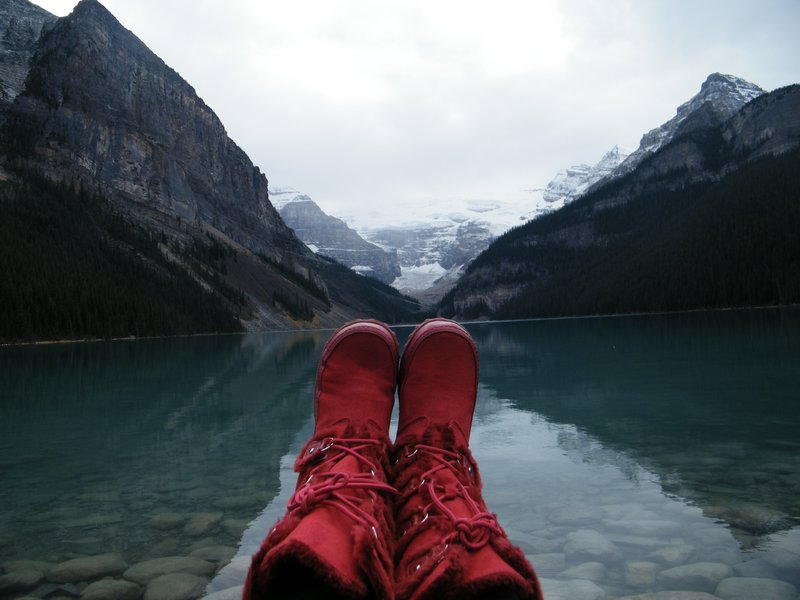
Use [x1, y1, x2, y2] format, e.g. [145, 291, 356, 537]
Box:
[542, 145, 631, 205]
[609, 73, 764, 179]
[269, 186, 306, 210]
[268, 74, 765, 301]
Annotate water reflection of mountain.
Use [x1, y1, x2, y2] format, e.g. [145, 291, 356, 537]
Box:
[0, 330, 327, 561]
[467, 310, 800, 543]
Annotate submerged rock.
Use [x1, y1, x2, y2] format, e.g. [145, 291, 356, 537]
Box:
[709, 502, 792, 535]
[646, 545, 696, 567]
[564, 529, 622, 564]
[761, 548, 800, 584]
[183, 513, 223, 537]
[657, 562, 733, 593]
[47, 554, 128, 583]
[144, 572, 208, 600]
[188, 546, 236, 565]
[81, 578, 142, 600]
[123, 556, 215, 585]
[560, 561, 606, 582]
[0, 569, 44, 593]
[202, 585, 243, 600]
[617, 592, 721, 600]
[715, 577, 797, 600]
[538, 577, 606, 600]
[526, 553, 565, 577]
[1, 560, 53, 575]
[624, 561, 659, 589]
[149, 513, 187, 530]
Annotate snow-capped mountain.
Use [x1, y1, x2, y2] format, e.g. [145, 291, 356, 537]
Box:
[608, 73, 764, 180]
[270, 186, 401, 284]
[271, 146, 628, 302]
[542, 145, 631, 205]
[347, 192, 552, 301]
[271, 73, 766, 304]
[352, 144, 630, 300]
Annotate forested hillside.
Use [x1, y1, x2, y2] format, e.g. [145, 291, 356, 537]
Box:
[442, 146, 800, 320]
[440, 85, 800, 320]
[0, 177, 244, 342]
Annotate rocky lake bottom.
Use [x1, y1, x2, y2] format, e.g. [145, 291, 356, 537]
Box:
[1, 310, 799, 599]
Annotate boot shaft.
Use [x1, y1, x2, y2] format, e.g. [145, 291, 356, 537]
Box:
[394, 319, 542, 600]
[245, 320, 401, 600]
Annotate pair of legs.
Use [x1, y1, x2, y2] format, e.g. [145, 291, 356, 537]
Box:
[244, 319, 542, 600]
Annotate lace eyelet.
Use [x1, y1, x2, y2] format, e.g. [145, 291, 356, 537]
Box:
[405, 445, 418, 458]
[433, 543, 450, 566]
[319, 437, 334, 452]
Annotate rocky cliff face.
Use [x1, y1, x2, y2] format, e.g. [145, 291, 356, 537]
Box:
[0, 0, 419, 334]
[607, 73, 764, 181]
[271, 187, 401, 284]
[4, 0, 310, 267]
[0, 0, 55, 107]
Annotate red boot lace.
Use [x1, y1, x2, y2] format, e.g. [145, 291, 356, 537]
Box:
[286, 436, 397, 539]
[396, 443, 504, 573]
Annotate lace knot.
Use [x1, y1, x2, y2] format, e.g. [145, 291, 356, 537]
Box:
[452, 513, 501, 549]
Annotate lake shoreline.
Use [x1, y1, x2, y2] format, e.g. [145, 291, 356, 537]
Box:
[2, 302, 799, 348]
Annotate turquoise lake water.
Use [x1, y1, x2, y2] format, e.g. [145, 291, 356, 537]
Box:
[1, 309, 799, 599]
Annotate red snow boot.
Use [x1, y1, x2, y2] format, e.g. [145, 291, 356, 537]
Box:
[393, 319, 542, 600]
[244, 320, 400, 600]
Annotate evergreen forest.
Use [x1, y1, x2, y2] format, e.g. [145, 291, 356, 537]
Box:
[0, 177, 243, 343]
[454, 146, 800, 320]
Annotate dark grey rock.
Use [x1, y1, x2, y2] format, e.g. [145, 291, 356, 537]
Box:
[149, 513, 187, 530]
[183, 513, 223, 537]
[0, 569, 44, 593]
[143, 573, 207, 600]
[0, 0, 56, 104]
[47, 554, 128, 584]
[81, 578, 142, 600]
[123, 557, 215, 585]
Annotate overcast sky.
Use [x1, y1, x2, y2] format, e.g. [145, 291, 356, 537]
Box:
[33, 0, 800, 220]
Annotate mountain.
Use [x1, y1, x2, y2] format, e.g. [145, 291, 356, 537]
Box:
[5, 0, 308, 262]
[0, 0, 418, 342]
[439, 81, 800, 320]
[270, 144, 625, 306]
[542, 145, 631, 205]
[270, 187, 401, 284]
[605, 73, 764, 182]
[352, 147, 628, 304]
[0, 0, 56, 107]
[361, 211, 495, 302]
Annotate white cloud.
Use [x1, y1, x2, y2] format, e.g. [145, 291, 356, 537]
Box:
[29, 0, 800, 219]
